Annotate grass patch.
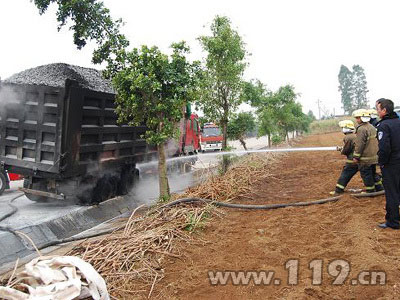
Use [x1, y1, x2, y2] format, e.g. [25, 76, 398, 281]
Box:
[310, 117, 354, 134]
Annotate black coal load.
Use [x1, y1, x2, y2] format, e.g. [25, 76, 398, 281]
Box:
[4, 63, 114, 93]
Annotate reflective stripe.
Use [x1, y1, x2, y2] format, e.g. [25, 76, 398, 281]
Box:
[360, 156, 378, 161]
[366, 186, 375, 190]
[354, 153, 361, 157]
[346, 160, 355, 164]
[336, 184, 345, 189]
[375, 181, 383, 185]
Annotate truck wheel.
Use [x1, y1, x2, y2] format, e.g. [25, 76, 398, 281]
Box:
[23, 179, 50, 203]
[92, 174, 121, 204]
[0, 172, 6, 196]
[118, 166, 138, 195]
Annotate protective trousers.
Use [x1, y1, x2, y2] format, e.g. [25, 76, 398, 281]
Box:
[335, 164, 358, 193]
[359, 164, 376, 193]
[335, 164, 376, 193]
[382, 164, 400, 228]
[372, 164, 384, 191]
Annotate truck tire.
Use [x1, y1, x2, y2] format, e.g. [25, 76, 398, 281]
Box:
[0, 172, 6, 196]
[91, 174, 119, 204]
[23, 179, 50, 203]
[118, 166, 137, 195]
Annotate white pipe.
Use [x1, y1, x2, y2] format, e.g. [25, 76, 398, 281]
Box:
[137, 146, 337, 168]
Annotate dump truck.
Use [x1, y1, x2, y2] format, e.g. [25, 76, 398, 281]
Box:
[0, 63, 156, 204]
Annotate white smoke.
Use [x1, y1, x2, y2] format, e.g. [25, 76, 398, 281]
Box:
[128, 170, 197, 205]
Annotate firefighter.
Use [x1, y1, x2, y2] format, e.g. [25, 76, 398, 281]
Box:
[376, 99, 400, 229]
[352, 109, 379, 193]
[330, 120, 358, 195]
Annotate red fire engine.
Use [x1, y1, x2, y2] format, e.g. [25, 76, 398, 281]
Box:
[176, 113, 202, 155]
[200, 123, 223, 152]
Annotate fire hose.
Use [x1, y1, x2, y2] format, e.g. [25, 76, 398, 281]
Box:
[0, 191, 384, 254]
[159, 196, 343, 210]
[0, 193, 24, 223]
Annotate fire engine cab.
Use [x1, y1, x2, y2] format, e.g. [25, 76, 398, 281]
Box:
[200, 123, 223, 152]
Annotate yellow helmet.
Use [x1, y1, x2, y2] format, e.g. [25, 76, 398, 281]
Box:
[352, 109, 369, 118]
[367, 109, 378, 116]
[338, 120, 355, 130]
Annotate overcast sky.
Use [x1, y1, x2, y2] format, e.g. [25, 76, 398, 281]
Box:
[1, 0, 400, 117]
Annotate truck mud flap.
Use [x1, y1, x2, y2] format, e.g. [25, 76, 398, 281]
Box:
[19, 188, 65, 201]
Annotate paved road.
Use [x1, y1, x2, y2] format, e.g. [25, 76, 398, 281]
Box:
[0, 181, 83, 229]
[0, 168, 205, 230]
[0, 136, 271, 231]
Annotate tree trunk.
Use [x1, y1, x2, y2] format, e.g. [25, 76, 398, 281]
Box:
[158, 143, 170, 200]
[222, 120, 228, 150]
[286, 131, 291, 145]
[268, 135, 271, 148]
[239, 138, 247, 151]
[221, 101, 229, 173]
[222, 154, 230, 174]
[222, 102, 229, 150]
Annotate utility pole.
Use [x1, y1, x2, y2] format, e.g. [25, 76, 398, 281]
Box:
[316, 99, 322, 119]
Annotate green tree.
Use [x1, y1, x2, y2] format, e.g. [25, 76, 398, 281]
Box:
[241, 79, 270, 107]
[198, 15, 248, 150]
[269, 85, 297, 141]
[32, 0, 128, 67]
[338, 64, 369, 113]
[338, 65, 354, 114]
[227, 112, 256, 150]
[32, 1, 204, 200]
[352, 65, 369, 109]
[307, 110, 316, 121]
[257, 107, 276, 147]
[257, 85, 310, 144]
[240, 80, 275, 146]
[112, 42, 200, 200]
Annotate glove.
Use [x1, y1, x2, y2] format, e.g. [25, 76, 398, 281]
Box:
[336, 146, 343, 151]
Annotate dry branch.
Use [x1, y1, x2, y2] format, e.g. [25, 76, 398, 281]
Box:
[63, 152, 280, 298]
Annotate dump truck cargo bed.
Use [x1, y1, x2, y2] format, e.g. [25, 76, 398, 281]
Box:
[0, 81, 150, 178]
[0, 64, 154, 203]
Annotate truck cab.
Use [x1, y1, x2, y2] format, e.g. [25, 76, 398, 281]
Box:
[176, 113, 201, 155]
[200, 123, 223, 152]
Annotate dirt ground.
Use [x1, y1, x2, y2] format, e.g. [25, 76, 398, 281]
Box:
[153, 132, 400, 299]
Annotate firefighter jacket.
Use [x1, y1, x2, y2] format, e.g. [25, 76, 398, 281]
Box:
[354, 122, 378, 165]
[376, 112, 400, 166]
[341, 133, 356, 164]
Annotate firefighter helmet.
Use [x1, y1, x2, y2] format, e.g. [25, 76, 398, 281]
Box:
[338, 120, 355, 130]
[367, 109, 378, 118]
[352, 109, 369, 118]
